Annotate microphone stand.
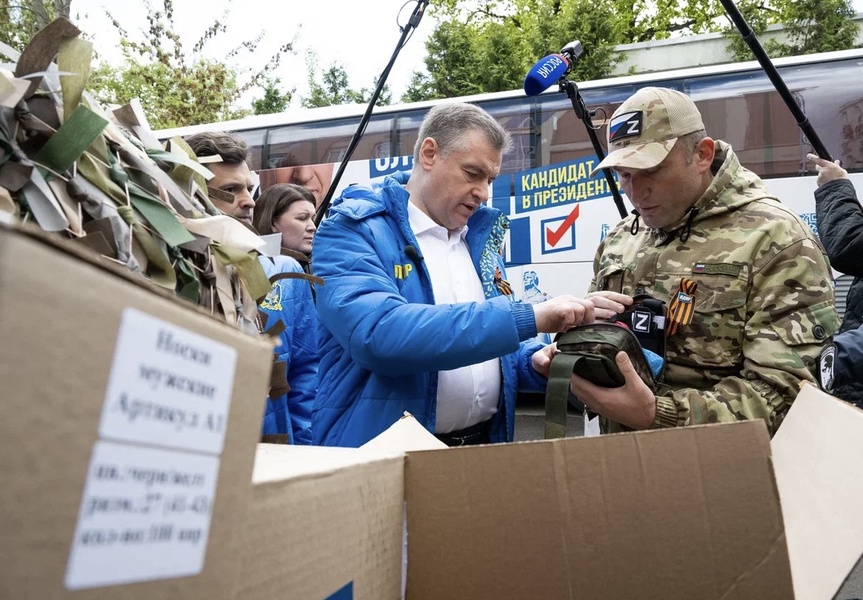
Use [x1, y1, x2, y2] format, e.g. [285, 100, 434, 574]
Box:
[314, 0, 431, 226]
[560, 79, 628, 218]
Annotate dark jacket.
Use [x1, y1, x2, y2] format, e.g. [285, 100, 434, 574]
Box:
[820, 324, 863, 409]
[815, 178, 863, 332]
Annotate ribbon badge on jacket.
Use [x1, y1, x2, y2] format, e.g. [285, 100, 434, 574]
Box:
[667, 278, 698, 337]
[494, 266, 513, 297]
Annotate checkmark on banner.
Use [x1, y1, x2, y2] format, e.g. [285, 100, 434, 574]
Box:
[545, 204, 580, 249]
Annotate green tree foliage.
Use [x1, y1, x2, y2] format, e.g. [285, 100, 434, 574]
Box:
[0, 0, 72, 52]
[727, 0, 860, 61]
[87, 0, 294, 129]
[252, 77, 293, 115]
[302, 52, 392, 108]
[405, 0, 861, 102]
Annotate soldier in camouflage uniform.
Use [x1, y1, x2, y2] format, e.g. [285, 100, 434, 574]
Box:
[571, 87, 839, 435]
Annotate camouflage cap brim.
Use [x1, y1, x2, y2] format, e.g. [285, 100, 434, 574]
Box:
[590, 138, 678, 177]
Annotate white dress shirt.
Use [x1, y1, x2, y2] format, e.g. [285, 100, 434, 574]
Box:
[408, 201, 501, 433]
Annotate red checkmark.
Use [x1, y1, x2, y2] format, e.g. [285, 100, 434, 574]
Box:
[545, 204, 580, 247]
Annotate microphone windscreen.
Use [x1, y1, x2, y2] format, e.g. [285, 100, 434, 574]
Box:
[524, 54, 569, 96]
[405, 245, 422, 263]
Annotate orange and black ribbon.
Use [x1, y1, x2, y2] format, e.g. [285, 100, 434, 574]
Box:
[494, 266, 512, 297]
[667, 278, 698, 337]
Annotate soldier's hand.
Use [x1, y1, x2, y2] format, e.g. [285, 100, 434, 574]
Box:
[586, 290, 633, 320]
[531, 343, 559, 379]
[533, 296, 594, 333]
[807, 153, 848, 188]
[569, 351, 656, 429]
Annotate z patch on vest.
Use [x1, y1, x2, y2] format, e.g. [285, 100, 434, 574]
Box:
[609, 111, 643, 143]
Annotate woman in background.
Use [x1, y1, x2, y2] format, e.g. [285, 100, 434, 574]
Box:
[254, 183, 317, 271]
[253, 183, 321, 444]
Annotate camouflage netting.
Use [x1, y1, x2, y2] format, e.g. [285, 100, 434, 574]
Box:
[0, 18, 271, 333]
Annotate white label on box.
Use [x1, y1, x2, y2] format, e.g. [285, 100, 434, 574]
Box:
[100, 308, 237, 454]
[65, 441, 220, 590]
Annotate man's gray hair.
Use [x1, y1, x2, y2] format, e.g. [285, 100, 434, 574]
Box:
[413, 102, 511, 162]
[678, 129, 706, 165]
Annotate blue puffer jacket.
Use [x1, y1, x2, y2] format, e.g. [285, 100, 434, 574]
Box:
[312, 172, 547, 447]
[258, 255, 319, 444]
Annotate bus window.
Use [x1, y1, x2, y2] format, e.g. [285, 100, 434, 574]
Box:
[393, 109, 432, 164]
[481, 98, 535, 172]
[232, 128, 266, 171]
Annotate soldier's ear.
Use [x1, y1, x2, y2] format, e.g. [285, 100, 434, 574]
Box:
[694, 137, 715, 174]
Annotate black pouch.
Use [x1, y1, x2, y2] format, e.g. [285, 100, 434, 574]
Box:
[543, 296, 667, 439]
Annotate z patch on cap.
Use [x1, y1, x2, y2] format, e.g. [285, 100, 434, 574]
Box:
[609, 111, 643, 143]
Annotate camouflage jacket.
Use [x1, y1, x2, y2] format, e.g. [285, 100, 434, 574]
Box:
[590, 140, 840, 435]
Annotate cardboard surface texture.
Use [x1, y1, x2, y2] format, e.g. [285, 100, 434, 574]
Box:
[234, 415, 445, 600]
[773, 384, 863, 600]
[405, 421, 793, 600]
[0, 223, 272, 599]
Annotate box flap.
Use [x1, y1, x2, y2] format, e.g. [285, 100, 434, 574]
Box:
[405, 422, 792, 600]
[252, 444, 373, 484]
[251, 414, 444, 485]
[0, 224, 271, 599]
[772, 383, 863, 600]
[239, 446, 405, 600]
[360, 413, 447, 457]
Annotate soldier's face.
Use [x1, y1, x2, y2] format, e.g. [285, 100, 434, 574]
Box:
[614, 138, 714, 230]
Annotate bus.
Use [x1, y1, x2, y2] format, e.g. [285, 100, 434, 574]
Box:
[156, 48, 863, 317]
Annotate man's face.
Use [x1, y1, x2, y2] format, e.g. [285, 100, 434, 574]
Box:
[413, 129, 502, 232]
[612, 138, 712, 230]
[286, 164, 334, 207]
[207, 161, 255, 224]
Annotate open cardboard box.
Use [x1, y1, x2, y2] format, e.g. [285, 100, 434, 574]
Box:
[0, 220, 273, 599]
[237, 384, 863, 600]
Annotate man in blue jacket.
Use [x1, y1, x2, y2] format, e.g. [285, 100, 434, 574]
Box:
[312, 102, 594, 447]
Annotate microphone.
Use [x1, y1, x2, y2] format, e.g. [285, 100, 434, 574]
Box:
[404, 245, 423, 265]
[523, 41, 582, 96]
[523, 53, 569, 96]
[560, 40, 584, 63]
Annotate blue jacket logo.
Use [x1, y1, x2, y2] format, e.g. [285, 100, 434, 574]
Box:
[394, 263, 414, 280]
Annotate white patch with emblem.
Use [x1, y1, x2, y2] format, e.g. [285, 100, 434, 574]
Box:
[819, 344, 836, 393]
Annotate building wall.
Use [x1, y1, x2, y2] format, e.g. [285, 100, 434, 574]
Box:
[610, 14, 863, 76]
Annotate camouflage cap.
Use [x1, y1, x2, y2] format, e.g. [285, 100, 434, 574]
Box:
[590, 87, 704, 176]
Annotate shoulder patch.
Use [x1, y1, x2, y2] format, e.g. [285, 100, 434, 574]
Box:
[819, 344, 836, 393]
[692, 263, 741, 277]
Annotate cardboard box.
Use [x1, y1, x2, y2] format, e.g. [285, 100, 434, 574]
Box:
[234, 416, 447, 600]
[405, 384, 863, 600]
[231, 384, 863, 600]
[0, 221, 273, 599]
